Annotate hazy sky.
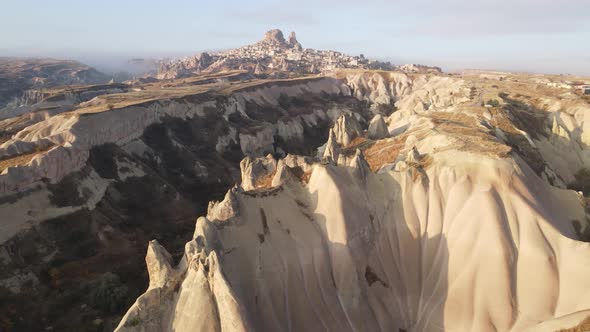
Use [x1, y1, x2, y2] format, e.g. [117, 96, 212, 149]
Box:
[1, 0, 589, 75]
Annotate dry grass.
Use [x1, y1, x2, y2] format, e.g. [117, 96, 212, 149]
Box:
[362, 136, 408, 171]
[557, 316, 590, 332]
[346, 136, 371, 149]
[426, 110, 512, 158]
[0, 145, 55, 172]
[69, 72, 324, 115]
[72, 84, 214, 115]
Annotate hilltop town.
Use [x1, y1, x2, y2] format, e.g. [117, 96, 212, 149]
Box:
[157, 29, 408, 79]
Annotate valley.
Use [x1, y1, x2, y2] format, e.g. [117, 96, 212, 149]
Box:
[1, 30, 590, 332]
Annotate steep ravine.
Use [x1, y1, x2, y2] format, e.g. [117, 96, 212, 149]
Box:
[2, 71, 590, 331]
[0, 78, 371, 332]
[116, 83, 590, 331]
[115, 72, 590, 332]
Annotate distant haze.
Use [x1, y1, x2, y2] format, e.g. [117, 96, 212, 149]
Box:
[1, 0, 589, 75]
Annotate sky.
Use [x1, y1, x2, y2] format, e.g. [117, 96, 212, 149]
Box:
[1, 0, 589, 75]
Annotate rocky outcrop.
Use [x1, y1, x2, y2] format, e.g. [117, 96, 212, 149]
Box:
[287, 32, 303, 51]
[332, 113, 363, 146]
[262, 29, 287, 46]
[0, 58, 109, 109]
[367, 114, 388, 139]
[0, 77, 372, 269]
[157, 53, 214, 79]
[116, 243, 251, 332]
[0, 77, 353, 197]
[116, 75, 590, 330]
[5, 67, 590, 332]
[322, 128, 341, 162]
[397, 63, 443, 74]
[240, 155, 277, 190]
[207, 188, 240, 222]
[118, 128, 590, 331]
[341, 71, 412, 113]
[117, 72, 590, 331]
[145, 240, 176, 289]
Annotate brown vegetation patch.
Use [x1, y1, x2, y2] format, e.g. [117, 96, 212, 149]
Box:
[346, 136, 371, 150]
[427, 110, 512, 158]
[427, 110, 478, 128]
[557, 316, 590, 332]
[362, 136, 408, 171]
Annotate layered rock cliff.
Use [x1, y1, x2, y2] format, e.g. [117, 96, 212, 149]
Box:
[0, 58, 109, 109]
[0, 74, 373, 331]
[117, 95, 590, 332]
[2, 68, 590, 331]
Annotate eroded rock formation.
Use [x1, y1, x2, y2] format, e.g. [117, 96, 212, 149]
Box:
[117, 102, 590, 331]
[3, 66, 590, 331]
[367, 114, 388, 139]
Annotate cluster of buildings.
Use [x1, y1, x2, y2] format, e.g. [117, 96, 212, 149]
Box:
[156, 29, 394, 79]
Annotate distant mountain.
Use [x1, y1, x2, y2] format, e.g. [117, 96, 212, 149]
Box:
[0, 57, 109, 108]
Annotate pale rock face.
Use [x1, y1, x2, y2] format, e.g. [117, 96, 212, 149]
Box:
[207, 188, 240, 222]
[240, 155, 277, 191]
[6, 67, 590, 331]
[270, 159, 299, 187]
[287, 31, 303, 51]
[263, 29, 286, 46]
[367, 114, 389, 139]
[393, 75, 470, 113]
[581, 109, 590, 146]
[332, 113, 363, 146]
[145, 240, 176, 289]
[116, 247, 252, 332]
[533, 106, 590, 184]
[322, 128, 341, 162]
[405, 146, 422, 164]
[397, 63, 443, 74]
[115, 73, 590, 330]
[281, 154, 314, 173]
[238, 128, 275, 156]
[342, 71, 412, 112]
[348, 148, 370, 179]
[0, 77, 363, 249]
[118, 146, 590, 332]
[0, 77, 346, 198]
[276, 118, 304, 143]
